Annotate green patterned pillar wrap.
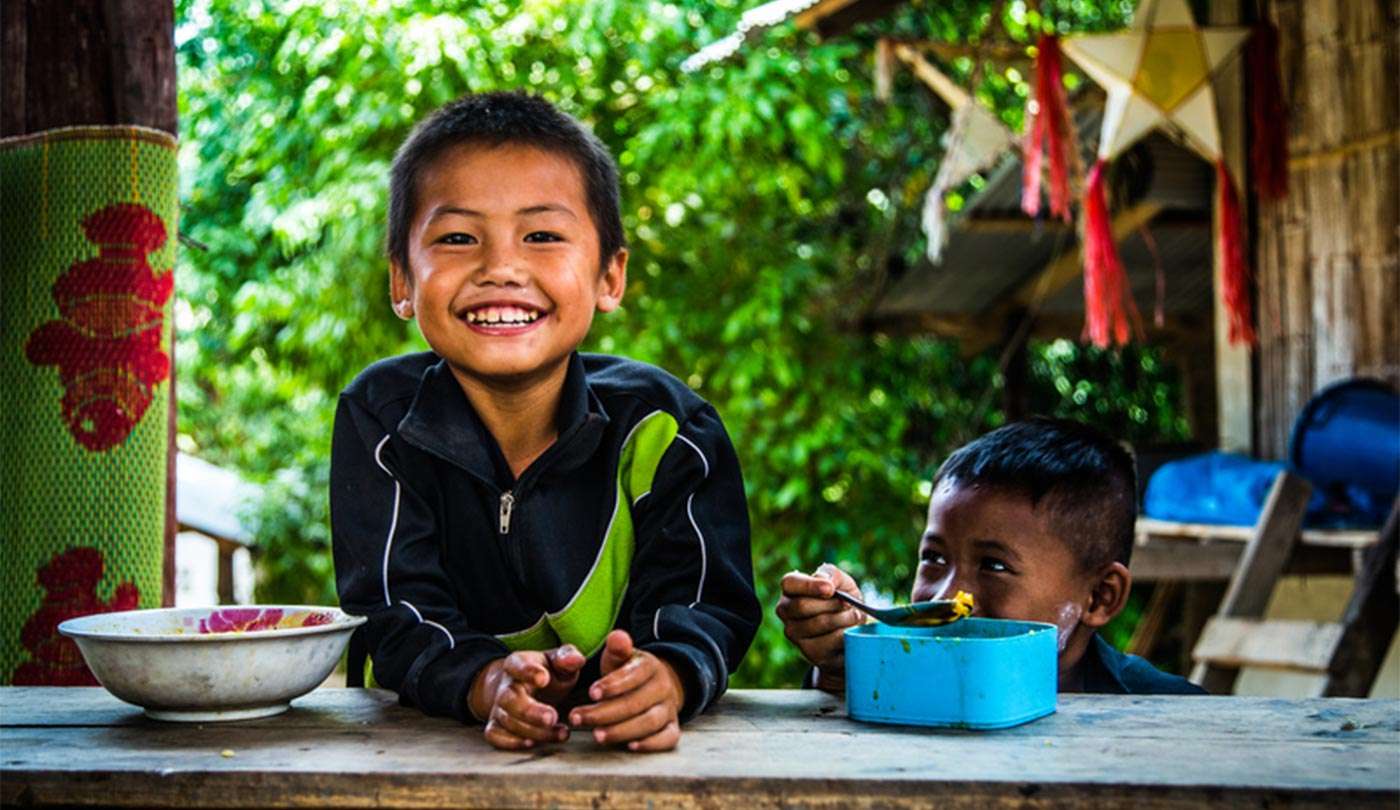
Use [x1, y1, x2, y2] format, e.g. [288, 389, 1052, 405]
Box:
[1, 126, 177, 685]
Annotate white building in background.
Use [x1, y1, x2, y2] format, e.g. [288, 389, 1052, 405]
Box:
[174, 452, 259, 606]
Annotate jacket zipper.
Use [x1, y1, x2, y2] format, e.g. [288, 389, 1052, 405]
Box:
[499, 491, 515, 535]
[497, 418, 588, 537]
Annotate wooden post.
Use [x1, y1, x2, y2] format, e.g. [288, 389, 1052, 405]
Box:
[1210, 0, 1254, 454]
[1000, 309, 1030, 422]
[1324, 500, 1399, 697]
[2, 1, 178, 605]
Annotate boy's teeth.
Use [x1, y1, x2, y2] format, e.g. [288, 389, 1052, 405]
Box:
[468, 307, 540, 325]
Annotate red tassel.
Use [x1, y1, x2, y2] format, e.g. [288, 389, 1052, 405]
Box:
[1022, 34, 1075, 221]
[1081, 159, 1138, 347]
[1247, 22, 1288, 200]
[1217, 159, 1256, 345]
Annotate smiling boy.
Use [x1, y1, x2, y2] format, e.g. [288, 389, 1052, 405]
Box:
[777, 418, 1204, 695]
[332, 92, 760, 752]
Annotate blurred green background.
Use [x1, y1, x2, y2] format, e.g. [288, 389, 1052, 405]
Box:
[174, 0, 1187, 688]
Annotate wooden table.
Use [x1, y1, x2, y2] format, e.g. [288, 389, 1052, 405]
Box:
[3, 688, 1397, 808]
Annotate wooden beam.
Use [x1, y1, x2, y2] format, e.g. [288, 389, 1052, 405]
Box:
[793, 0, 858, 29]
[961, 216, 1073, 233]
[906, 40, 1030, 63]
[1324, 499, 1399, 697]
[796, 0, 905, 38]
[1191, 471, 1313, 692]
[892, 43, 971, 107]
[860, 311, 1001, 347]
[1136, 517, 1379, 549]
[1193, 617, 1344, 672]
[1, 1, 176, 136]
[1010, 202, 1163, 311]
[999, 308, 1030, 420]
[1209, 0, 1253, 454]
[1131, 541, 1244, 582]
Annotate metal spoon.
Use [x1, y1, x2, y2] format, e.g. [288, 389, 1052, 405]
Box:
[833, 590, 974, 627]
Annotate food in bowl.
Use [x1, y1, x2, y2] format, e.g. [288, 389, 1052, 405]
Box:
[59, 605, 365, 722]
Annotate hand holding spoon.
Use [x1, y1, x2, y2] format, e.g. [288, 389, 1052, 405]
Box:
[833, 590, 974, 627]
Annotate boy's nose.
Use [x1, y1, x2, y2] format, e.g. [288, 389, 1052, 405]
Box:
[476, 243, 527, 285]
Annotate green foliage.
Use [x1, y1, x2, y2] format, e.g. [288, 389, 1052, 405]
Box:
[176, 0, 1179, 688]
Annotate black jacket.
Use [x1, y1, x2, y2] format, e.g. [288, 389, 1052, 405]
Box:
[1081, 633, 1208, 695]
[331, 351, 760, 722]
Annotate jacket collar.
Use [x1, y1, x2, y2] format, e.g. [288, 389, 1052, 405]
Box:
[397, 352, 609, 485]
[1081, 633, 1131, 694]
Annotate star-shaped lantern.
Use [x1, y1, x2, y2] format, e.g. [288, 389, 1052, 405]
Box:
[886, 42, 1015, 263]
[1061, 0, 1254, 347]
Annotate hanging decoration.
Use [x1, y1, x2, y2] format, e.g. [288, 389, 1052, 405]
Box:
[1061, 0, 1254, 346]
[1021, 33, 1079, 222]
[1247, 20, 1289, 200]
[888, 42, 1015, 263]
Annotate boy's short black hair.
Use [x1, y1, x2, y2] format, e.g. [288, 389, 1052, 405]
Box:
[932, 417, 1138, 571]
[388, 91, 625, 273]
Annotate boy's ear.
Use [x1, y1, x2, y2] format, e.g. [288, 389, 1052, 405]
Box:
[1080, 561, 1131, 630]
[595, 248, 628, 313]
[389, 259, 415, 320]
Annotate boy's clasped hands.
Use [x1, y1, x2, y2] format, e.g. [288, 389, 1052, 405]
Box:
[468, 630, 685, 752]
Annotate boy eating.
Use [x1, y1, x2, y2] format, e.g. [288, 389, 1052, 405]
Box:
[777, 418, 1203, 695]
[332, 92, 761, 752]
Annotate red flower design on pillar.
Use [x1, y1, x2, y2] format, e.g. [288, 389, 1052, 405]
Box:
[12, 547, 140, 686]
[25, 203, 173, 452]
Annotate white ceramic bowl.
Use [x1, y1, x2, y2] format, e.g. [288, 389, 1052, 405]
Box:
[59, 605, 366, 722]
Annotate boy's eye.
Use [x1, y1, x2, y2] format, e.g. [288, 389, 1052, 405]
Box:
[437, 232, 477, 245]
[920, 552, 948, 567]
[524, 231, 563, 243]
[982, 557, 1011, 574]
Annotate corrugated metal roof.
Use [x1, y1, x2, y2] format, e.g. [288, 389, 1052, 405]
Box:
[871, 122, 1215, 330]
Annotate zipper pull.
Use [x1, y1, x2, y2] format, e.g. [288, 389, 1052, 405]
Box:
[498, 491, 515, 535]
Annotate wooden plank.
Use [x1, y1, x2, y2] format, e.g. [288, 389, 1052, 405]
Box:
[2, 689, 1398, 809]
[1009, 202, 1164, 311]
[1135, 518, 1378, 549]
[10, 688, 1400, 746]
[792, 0, 861, 29]
[961, 216, 1073, 233]
[1213, 472, 1314, 618]
[1325, 500, 1400, 696]
[894, 43, 971, 107]
[1193, 617, 1344, 671]
[878, 38, 1030, 64]
[1131, 539, 1243, 581]
[1209, 0, 1253, 454]
[1192, 471, 1313, 691]
[3, 756, 1394, 810]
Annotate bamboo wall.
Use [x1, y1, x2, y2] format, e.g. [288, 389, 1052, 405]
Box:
[1255, 0, 1399, 457]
